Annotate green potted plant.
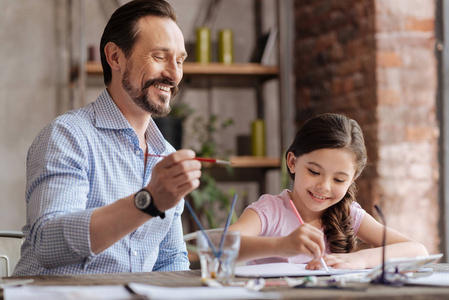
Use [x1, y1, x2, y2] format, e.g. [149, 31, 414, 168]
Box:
[192, 114, 234, 158]
[184, 114, 237, 230]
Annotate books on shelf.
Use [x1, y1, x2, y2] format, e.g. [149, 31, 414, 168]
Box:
[251, 27, 278, 65]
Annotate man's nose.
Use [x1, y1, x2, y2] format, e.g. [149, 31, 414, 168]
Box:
[162, 59, 182, 84]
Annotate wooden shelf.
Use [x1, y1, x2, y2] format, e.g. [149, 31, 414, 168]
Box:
[85, 62, 103, 75]
[229, 156, 281, 168]
[182, 62, 279, 77]
[86, 61, 279, 78]
[200, 156, 280, 168]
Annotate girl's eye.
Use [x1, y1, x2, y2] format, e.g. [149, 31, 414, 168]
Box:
[308, 169, 319, 175]
[334, 178, 345, 183]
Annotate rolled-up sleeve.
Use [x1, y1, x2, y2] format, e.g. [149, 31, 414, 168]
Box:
[26, 119, 96, 268]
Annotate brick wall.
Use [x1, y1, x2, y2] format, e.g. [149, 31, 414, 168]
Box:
[294, 0, 378, 211]
[375, 0, 439, 253]
[294, 0, 440, 253]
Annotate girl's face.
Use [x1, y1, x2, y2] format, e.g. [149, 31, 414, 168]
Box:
[287, 148, 357, 215]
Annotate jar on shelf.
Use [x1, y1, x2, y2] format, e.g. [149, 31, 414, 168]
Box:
[196, 27, 211, 63]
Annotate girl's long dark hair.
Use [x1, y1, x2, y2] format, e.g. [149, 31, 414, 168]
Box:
[286, 113, 367, 253]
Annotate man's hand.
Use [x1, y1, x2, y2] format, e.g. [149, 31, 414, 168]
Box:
[147, 149, 202, 212]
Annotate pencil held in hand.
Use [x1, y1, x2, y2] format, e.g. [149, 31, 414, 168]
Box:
[289, 200, 330, 273]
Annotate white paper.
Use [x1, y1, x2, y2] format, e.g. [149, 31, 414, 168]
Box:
[406, 272, 449, 287]
[127, 282, 280, 300]
[234, 263, 370, 278]
[3, 285, 132, 300]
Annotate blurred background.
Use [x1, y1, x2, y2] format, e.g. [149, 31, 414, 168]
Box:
[0, 0, 446, 260]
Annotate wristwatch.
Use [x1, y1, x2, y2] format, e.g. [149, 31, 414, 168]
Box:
[134, 188, 165, 219]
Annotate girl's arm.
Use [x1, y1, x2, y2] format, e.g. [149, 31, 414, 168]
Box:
[307, 213, 429, 270]
[229, 209, 325, 262]
[229, 209, 279, 262]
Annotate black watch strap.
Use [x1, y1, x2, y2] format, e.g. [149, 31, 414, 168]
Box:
[145, 196, 166, 219]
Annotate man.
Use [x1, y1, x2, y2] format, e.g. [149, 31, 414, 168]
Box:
[14, 0, 201, 275]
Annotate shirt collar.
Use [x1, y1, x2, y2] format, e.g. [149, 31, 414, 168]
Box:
[93, 89, 170, 154]
[93, 89, 133, 130]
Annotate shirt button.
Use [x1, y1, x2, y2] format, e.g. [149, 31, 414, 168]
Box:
[135, 150, 140, 155]
[133, 251, 138, 256]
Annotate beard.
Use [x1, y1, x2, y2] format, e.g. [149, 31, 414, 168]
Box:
[121, 62, 179, 117]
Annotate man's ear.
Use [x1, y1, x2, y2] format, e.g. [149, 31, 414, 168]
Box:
[286, 152, 296, 174]
[104, 42, 123, 71]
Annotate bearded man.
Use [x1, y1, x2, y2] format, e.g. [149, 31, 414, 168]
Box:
[14, 0, 200, 276]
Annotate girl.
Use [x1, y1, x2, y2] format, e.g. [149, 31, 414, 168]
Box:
[229, 113, 428, 270]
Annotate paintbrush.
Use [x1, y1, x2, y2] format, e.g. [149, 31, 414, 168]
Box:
[146, 154, 231, 165]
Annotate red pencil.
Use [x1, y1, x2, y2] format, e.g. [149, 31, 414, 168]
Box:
[289, 200, 305, 225]
[146, 154, 231, 165]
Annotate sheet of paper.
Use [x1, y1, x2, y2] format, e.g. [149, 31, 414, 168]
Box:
[406, 272, 449, 287]
[234, 263, 370, 278]
[3, 285, 132, 300]
[127, 282, 280, 300]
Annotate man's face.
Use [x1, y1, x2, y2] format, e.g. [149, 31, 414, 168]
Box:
[122, 16, 187, 116]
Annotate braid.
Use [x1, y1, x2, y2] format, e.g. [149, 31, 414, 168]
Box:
[322, 183, 357, 253]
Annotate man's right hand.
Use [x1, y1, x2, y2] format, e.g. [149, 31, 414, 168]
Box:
[147, 149, 202, 212]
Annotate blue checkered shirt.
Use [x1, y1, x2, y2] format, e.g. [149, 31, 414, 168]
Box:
[14, 89, 190, 275]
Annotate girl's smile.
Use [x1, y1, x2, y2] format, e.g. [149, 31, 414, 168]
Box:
[308, 191, 331, 203]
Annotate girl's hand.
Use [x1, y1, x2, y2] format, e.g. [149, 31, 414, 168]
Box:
[306, 253, 368, 270]
[282, 224, 326, 261]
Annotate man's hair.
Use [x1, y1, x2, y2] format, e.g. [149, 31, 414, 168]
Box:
[100, 0, 177, 86]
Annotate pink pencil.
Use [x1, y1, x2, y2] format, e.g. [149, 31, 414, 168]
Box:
[289, 200, 330, 273]
[146, 154, 231, 165]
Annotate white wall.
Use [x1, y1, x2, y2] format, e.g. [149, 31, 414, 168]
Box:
[0, 0, 64, 230]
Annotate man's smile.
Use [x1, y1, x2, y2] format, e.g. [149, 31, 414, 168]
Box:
[154, 84, 171, 92]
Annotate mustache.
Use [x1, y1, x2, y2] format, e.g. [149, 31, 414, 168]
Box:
[142, 78, 179, 97]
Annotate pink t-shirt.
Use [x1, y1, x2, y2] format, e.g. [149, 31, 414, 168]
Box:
[245, 189, 366, 265]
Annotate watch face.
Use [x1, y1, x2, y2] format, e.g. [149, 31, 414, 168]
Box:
[135, 190, 151, 209]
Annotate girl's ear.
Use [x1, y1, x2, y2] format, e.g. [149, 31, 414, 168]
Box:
[286, 152, 296, 174]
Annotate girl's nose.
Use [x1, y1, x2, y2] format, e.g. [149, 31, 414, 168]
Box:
[317, 179, 330, 192]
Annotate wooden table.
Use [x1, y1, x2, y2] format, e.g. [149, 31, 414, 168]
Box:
[2, 268, 449, 300]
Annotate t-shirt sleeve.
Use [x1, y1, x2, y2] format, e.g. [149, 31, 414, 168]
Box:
[245, 194, 279, 236]
[350, 201, 366, 235]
